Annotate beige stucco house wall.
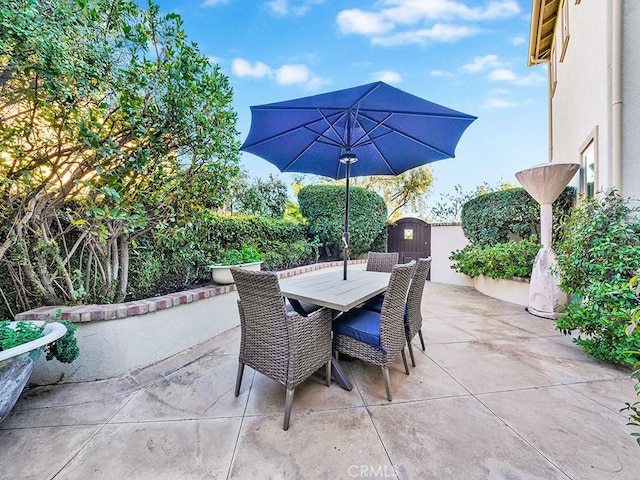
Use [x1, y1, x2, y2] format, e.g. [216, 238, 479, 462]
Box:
[529, 0, 640, 201]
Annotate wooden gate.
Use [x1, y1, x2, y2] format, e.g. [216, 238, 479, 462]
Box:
[387, 218, 431, 275]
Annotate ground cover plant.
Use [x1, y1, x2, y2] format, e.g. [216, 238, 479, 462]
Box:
[554, 191, 640, 365]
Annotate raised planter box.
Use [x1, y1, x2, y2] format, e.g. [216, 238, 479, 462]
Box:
[0, 321, 67, 423]
[16, 260, 366, 385]
[472, 275, 530, 307]
[210, 261, 263, 284]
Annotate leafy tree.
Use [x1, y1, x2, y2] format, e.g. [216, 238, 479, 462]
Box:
[0, 0, 239, 313]
[428, 181, 516, 223]
[226, 170, 288, 218]
[293, 164, 433, 221]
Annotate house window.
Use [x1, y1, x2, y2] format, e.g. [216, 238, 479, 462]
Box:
[560, 0, 570, 62]
[579, 127, 598, 199]
[403, 229, 414, 240]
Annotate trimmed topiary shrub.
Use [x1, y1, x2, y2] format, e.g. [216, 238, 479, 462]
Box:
[461, 187, 575, 245]
[298, 185, 387, 259]
[554, 191, 640, 365]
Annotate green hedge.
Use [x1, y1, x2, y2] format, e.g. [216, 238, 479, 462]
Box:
[127, 211, 314, 297]
[461, 187, 575, 245]
[298, 185, 387, 258]
[449, 238, 541, 279]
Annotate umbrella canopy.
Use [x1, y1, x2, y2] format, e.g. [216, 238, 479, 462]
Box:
[240, 81, 476, 278]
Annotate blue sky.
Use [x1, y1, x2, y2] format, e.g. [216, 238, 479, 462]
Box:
[153, 0, 548, 202]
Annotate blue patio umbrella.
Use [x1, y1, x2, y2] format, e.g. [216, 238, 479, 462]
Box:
[241, 81, 476, 279]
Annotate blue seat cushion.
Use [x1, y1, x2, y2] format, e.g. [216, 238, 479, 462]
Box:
[363, 295, 409, 318]
[362, 293, 384, 313]
[332, 308, 381, 348]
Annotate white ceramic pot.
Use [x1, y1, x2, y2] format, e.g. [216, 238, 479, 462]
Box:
[210, 261, 263, 284]
[0, 321, 67, 423]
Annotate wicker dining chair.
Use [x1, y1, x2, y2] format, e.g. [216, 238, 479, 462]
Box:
[363, 258, 432, 367]
[231, 268, 333, 430]
[366, 252, 399, 273]
[332, 261, 415, 401]
[404, 257, 432, 367]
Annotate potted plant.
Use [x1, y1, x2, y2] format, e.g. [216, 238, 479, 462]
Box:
[0, 313, 80, 423]
[210, 243, 264, 284]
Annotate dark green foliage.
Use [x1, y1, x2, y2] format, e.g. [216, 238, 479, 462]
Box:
[127, 212, 313, 297]
[449, 238, 541, 279]
[228, 173, 288, 218]
[461, 187, 575, 245]
[218, 244, 263, 266]
[45, 319, 80, 364]
[298, 185, 387, 258]
[554, 191, 640, 365]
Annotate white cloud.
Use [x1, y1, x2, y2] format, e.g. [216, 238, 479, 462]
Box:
[231, 58, 328, 90]
[430, 70, 456, 79]
[486, 69, 546, 85]
[514, 72, 546, 86]
[267, 0, 324, 16]
[480, 97, 519, 109]
[201, 0, 229, 7]
[487, 68, 517, 81]
[372, 23, 478, 46]
[207, 55, 221, 65]
[511, 36, 526, 46]
[232, 58, 272, 78]
[275, 64, 311, 85]
[371, 70, 403, 84]
[337, 0, 520, 46]
[459, 54, 502, 72]
[337, 9, 393, 35]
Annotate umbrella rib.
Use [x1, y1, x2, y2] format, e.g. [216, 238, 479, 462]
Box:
[354, 111, 456, 157]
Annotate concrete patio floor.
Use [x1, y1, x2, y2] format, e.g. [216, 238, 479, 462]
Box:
[1, 280, 639, 479]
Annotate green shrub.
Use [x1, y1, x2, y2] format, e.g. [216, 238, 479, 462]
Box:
[298, 185, 387, 258]
[622, 275, 640, 445]
[217, 244, 263, 265]
[449, 238, 541, 279]
[127, 211, 314, 297]
[554, 191, 640, 365]
[461, 187, 575, 245]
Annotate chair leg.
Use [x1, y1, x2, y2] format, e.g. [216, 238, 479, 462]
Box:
[382, 366, 392, 401]
[234, 362, 245, 397]
[418, 329, 426, 351]
[401, 349, 410, 375]
[283, 387, 295, 431]
[325, 359, 332, 387]
[407, 341, 416, 368]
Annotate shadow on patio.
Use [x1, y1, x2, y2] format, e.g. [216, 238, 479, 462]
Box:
[1, 279, 638, 479]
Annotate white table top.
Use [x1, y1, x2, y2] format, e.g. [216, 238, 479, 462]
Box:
[280, 270, 391, 312]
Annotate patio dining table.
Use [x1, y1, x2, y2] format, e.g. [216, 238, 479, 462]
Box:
[280, 269, 391, 390]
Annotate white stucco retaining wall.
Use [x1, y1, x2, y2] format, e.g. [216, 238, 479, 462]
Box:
[29, 292, 239, 384]
[472, 276, 530, 307]
[430, 223, 473, 286]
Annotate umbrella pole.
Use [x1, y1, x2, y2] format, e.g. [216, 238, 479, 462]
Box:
[343, 160, 351, 281]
